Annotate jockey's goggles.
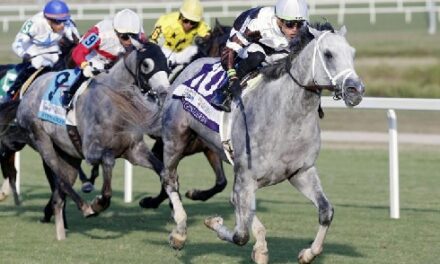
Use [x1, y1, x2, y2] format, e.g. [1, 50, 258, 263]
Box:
[179, 15, 199, 27]
[46, 17, 67, 25]
[117, 32, 139, 41]
[280, 19, 305, 29]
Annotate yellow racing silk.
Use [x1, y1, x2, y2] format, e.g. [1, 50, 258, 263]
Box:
[150, 12, 210, 52]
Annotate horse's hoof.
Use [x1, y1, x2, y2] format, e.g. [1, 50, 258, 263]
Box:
[0, 191, 8, 201]
[298, 248, 316, 264]
[81, 182, 94, 193]
[185, 189, 208, 201]
[252, 247, 269, 264]
[204, 216, 223, 231]
[139, 197, 160, 209]
[91, 195, 110, 213]
[169, 229, 187, 250]
[81, 204, 97, 218]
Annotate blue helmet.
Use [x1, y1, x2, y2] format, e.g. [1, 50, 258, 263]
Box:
[43, 0, 70, 21]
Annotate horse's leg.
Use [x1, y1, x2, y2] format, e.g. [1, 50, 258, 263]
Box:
[204, 172, 256, 248]
[138, 138, 168, 209]
[251, 215, 269, 264]
[78, 164, 95, 193]
[32, 132, 94, 219]
[161, 132, 191, 250]
[289, 166, 334, 264]
[89, 165, 99, 185]
[90, 150, 114, 213]
[185, 148, 227, 201]
[0, 151, 20, 205]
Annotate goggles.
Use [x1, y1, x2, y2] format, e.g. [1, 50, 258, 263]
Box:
[280, 19, 305, 29]
[117, 32, 138, 41]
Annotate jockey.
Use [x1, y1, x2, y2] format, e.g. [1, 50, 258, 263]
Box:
[210, 0, 309, 112]
[4, 0, 80, 101]
[149, 0, 211, 69]
[62, 8, 146, 108]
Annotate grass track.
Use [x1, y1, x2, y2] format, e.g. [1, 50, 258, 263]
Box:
[1, 145, 439, 264]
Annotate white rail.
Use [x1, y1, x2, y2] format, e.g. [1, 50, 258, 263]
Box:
[322, 96, 440, 219]
[0, 0, 438, 32]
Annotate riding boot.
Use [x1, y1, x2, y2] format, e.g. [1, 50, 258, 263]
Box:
[4, 66, 36, 101]
[61, 74, 87, 109]
[210, 87, 232, 112]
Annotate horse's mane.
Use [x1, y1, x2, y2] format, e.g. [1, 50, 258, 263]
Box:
[91, 81, 159, 133]
[261, 21, 335, 80]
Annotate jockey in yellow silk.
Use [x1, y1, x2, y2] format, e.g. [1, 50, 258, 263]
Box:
[150, 0, 211, 68]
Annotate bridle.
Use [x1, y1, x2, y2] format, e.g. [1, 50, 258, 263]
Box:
[123, 50, 151, 94]
[287, 30, 354, 100]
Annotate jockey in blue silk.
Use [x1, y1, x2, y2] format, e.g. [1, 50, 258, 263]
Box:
[4, 0, 80, 101]
[210, 0, 309, 112]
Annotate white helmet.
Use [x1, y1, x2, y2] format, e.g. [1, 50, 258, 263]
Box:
[275, 0, 309, 21]
[113, 9, 141, 34]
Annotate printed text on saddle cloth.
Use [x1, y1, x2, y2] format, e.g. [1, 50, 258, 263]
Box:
[172, 62, 227, 132]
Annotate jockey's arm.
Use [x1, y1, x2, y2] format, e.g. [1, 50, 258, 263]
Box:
[12, 19, 34, 58]
[71, 27, 101, 67]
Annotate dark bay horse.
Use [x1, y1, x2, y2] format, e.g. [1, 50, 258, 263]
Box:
[138, 20, 232, 208]
[158, 23, 365, 263]
[0, 42, 170, 240]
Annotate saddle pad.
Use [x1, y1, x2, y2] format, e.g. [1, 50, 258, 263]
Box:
[172, 62, 227, 132]
[37, 69, 81, 125]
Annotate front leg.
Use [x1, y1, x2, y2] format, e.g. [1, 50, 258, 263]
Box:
[91, 150, 114, 213]
[289, 166, 334, 264]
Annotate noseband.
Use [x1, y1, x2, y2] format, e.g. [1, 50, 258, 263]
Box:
[287, 30, 354, 100]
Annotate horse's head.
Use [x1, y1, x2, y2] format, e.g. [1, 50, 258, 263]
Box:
[125, 42, 171, 95]
[308, 26, 365, 107]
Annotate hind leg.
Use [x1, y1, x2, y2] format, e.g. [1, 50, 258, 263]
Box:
[0, 151, 20, 205]
[185, 148, 227, 201]
[289, 166, 334, 264]
[32, 131, 94, 218]
[161, 130, 193, 250]
[205, 170, 257, 250]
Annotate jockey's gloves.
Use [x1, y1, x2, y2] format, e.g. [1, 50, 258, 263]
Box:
[80, 61, 89, 69]
[22, 53, 31, 63]
[82, 65, 97, 78]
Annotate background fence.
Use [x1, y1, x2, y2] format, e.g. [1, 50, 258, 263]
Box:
[0, 0, 439, 33]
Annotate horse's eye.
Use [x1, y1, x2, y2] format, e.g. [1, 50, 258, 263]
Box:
[141, 58, 155, 74]
[324, 50, 333, 60]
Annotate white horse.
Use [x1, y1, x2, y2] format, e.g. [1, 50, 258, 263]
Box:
[159, 23, 364, 264]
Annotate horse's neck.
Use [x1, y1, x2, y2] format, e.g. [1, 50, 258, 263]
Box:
[104, 57, 136, 86]
[248, 42, 321, 124]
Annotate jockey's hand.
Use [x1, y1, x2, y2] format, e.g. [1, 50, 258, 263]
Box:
[81, 62, 99, 78]
[22, 53, 31, 63]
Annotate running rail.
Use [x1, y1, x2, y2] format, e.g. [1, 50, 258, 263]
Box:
[321, 96, 440, 219]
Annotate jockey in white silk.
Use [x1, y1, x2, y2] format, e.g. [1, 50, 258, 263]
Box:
[12, 11, 80, 69]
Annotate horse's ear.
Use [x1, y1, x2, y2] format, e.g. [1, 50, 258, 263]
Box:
[308, 26, 322, 38]
[130, 37, 144, 50]
[338, 25, 347, 37]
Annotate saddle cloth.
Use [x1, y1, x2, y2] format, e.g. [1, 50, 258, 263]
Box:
[172, 61, 263, 164]
[37, 68, 88, 126]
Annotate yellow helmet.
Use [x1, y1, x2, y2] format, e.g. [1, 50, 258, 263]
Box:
[180, 0, 203, 22]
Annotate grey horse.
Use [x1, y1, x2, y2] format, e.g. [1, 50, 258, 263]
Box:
[3, 42, 170, 240]
[159, 23, 365, 264]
